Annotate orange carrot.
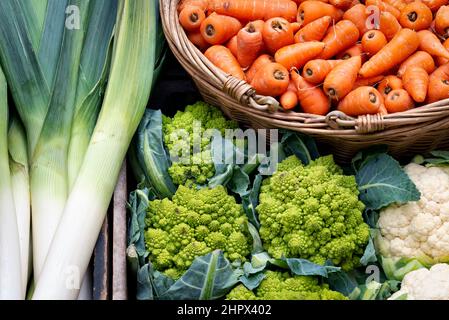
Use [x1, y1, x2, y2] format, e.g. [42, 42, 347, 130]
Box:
[275, 42, 325, 70]
[385, 89, 414, 112]
[329, 0, 353, 9]
[428, 63, 449, 102]
[188, 30, 210, 51]
[337, 43, 365, 61]
[178, 0, 208, 12]
[302, 59, 342, 84]
[297, 1, 344, 27]
[250, 20, 266, 32]
[237, 22, 264, 68]
[378, 75, 403, 99]
[421, 0, 449, 12]
[343, 4, 370, 35]
[204, 45, 246, 80]
[418, 30, 449, 59]
[379, 11, 402, 40]
[437, 39, 449, 66]
[263, 17, 295, 54]
[399, 2, 433, 31]
[362, 30, 388, 56]
[359, 29, 419, 78]
[250, 62, 290, 96]
[353, 75, 384, 89]
[226, 35, 238, 57]
[435, 6, 449, 38]
[337, 86, 383, 116]
[290, 70, 331, 115]
[200, 13, 242, 45]
[318, 20, 360, 59]
[294, 16, 332, 43]
[397, 51, 435, 76]
[179, 6, 206, 31]
[291, 22, 301, 34]
[402, 66, 429, 102]
[246, 54, 274, 83]
[207, 0, 298, 22]
[324, 56, 362, 99]
[383, 0, 406, 11]
[280, 81, 299, 110]
[365, 0, 401, 18]
[379, 103, 389, 115]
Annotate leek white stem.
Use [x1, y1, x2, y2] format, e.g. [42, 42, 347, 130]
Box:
[33, 0, 156, 299]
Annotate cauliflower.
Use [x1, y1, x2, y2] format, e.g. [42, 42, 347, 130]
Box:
[389, 263, 449, 300]
[163, 101, 238, 186]
[226, 271, 347, 300]
[256, 155, 369, 270]
[376, 163, 449, 265]
[144, 185, 251, 278]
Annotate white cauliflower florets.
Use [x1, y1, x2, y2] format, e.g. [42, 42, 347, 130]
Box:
[389, 263, 449, 300]
[376, 163, 449, 263]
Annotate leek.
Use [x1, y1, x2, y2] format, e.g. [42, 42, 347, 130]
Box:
[33, 0, 157, 299]
[8, 117, 30, 294]
[0, 67, 23, 299]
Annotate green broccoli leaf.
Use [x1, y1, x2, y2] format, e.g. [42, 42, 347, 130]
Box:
[283, 258, 341, 277]
[360, 232, 377, 266]
[351, 145, 388, 174]
[328, 270, 359, 297]
[159, 250, 242, 300]
[131, 109, 177, 199]
[356, 153, 420, 210]
[136, 263, 174, 300]
[421, 150, 449, 167]
[241, 174, 262, 229]
[247, 222, 264, 254]
[280, 130, 319, 165]
[239, 272, 266, 291]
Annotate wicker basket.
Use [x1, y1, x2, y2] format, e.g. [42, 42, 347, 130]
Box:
[160, 0, 449, 162]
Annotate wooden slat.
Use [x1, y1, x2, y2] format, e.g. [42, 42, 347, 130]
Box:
[93, 215, 110, 300]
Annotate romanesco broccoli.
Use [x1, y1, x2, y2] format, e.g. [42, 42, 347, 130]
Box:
[226, 271, 347, 300]
[256, 155, 369, 271]
[163, 101, 238, 186]
[145, 185, 251, 278]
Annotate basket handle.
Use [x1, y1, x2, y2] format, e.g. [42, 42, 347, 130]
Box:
[325, 111, 385, 133]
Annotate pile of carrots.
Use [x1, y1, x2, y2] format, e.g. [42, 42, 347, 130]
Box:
[178, 0, 449, 117]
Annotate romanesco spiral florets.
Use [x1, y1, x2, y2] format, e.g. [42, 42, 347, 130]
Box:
[163, 102, 238, 186]
[256, 155, 369, 271]
[226, 271, 347, 300]
[145, 185, 251, 278]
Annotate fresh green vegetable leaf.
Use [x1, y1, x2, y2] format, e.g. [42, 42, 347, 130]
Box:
[351, 146, 388, 173]
[239, 272, 266, 291]
[328, 271, 359, 297]
[356, 153, 420, 210]
[380, 256, 427, 281]
[280, 131, 319, 165]
[241, 174, 262, 229]
[283, 258, 341, 277]
[247, 222, 263, 254]
[360, 233, 377, 266]
[136, 263, 174, 300]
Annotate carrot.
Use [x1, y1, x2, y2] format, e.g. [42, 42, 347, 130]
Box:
[226, 35, 238, 57]
[385, 89, 414, 112]
[294, 16, 332, 43]
[178, 0, 208, 12]
[280, 81, 299, 110]
[188, 30, 210, 51]
[437, 39, 449, 66]
[275, 42, 325, 70]
[200, 13, 242, 45]
[263, 17, 295, 54]
[402, 66, 429, 102]
[237, 22, 264, 68]
[291, 22, 301, 34]
[418, 30, 449, 59]
[290, 70, 331, 115]
[399, 2, 433, 31]
[297, 1, 344, 27]
[365, 0, 401, 19]
[353, 75, 384, 89]
[379, 11, 402, 40]
[421, 0, 449, 12]
[337, 86, 383, 116]
[379, 103, 389, 115]
[318, 20, 360, 59]
[324, 56, 362, 100]
[302, 59, 342, 84]
[428, 63, 449, 102]
[329, 0, 353, 9]
[383, 0, 406, 11]
[378, 75, 403, 99]
[246, 54, 274, 83]
[204, 45, 246, 80]
[337, 43, 366, 62]
[250, 20, 265, 32]
[397, 51, 435, 76]
[250, 62, 290, 96]
[359, 29, 419, 78]
[343, 4, 370, 35]
[362, 30, 388, 56]
[435, 6, 449, 38]
[179, 6, 206, 32]
[207, 0, 298, 22]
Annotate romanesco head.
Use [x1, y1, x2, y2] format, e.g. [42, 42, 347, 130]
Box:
[226, 271, 347, 300]
[145, 185, 251, 279]
[256, 155, 369, 271]
[163, 102, 238, 186]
